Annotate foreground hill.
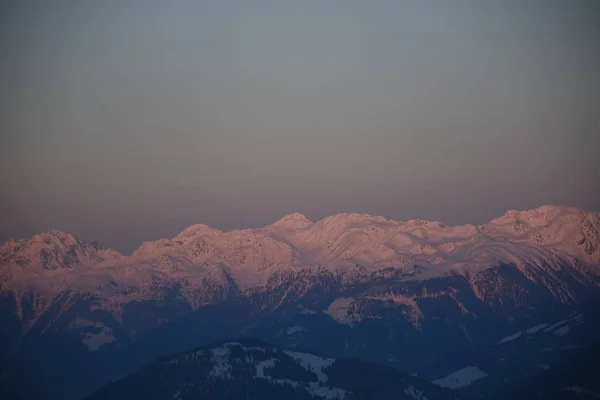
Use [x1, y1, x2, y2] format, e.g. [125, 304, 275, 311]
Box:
[1, 205, 600, 399]
[84, 339, 457, 400]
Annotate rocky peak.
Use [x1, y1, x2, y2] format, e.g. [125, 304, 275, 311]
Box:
[0, 229, 121, 271]
[32, 229, 78, 246]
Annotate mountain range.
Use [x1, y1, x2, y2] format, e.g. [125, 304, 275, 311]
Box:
[1, 205, 600, 399]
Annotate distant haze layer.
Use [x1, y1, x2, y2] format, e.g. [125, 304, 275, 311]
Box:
[1, 1, 599, 253]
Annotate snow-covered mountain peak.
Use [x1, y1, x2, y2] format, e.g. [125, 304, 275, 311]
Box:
[130, 224, 227, 258]
[175, 224, 222, 240]
[0, 230, 121, 275]
[475, 205, 600, 261]
[494, 205, 581, 224]
[489, 205, 590, 228]
[272, 212, 313, 228]
[31, 229, 78, 245]
[318, 213, 392, 228]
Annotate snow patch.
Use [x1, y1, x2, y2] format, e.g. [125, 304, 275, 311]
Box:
[298, 307, 318, 315]
[209, 345, 232, 379]
[270, 350, 347, 399]
[307, 384, 347, 399]
[255, 358, 276, 378]
[284, 351, 334, 383]
[287, 325, 306, 335]
[553, 325, 570, 336]
[494, 331, 522, 345]
[82, 326, 115, 351]
[526, 323, 549, 334]
[433, 366, 488, 389]
[543, 319, 569, 332]
[404, 385, 429, 400]
[323, 297, 357, 326]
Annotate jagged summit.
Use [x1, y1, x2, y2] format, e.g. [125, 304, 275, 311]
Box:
[0, 229, 121, 273]
[32, 229, 77, 243]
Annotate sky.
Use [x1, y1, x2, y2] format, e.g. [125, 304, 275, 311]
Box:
[1, 0, 599, 253]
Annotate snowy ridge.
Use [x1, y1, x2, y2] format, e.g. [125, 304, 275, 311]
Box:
[3, 205, 599, 282]
[1, 205, 600, 332]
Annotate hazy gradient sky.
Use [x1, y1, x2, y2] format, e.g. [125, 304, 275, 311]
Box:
[1, 1, 599, 253]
